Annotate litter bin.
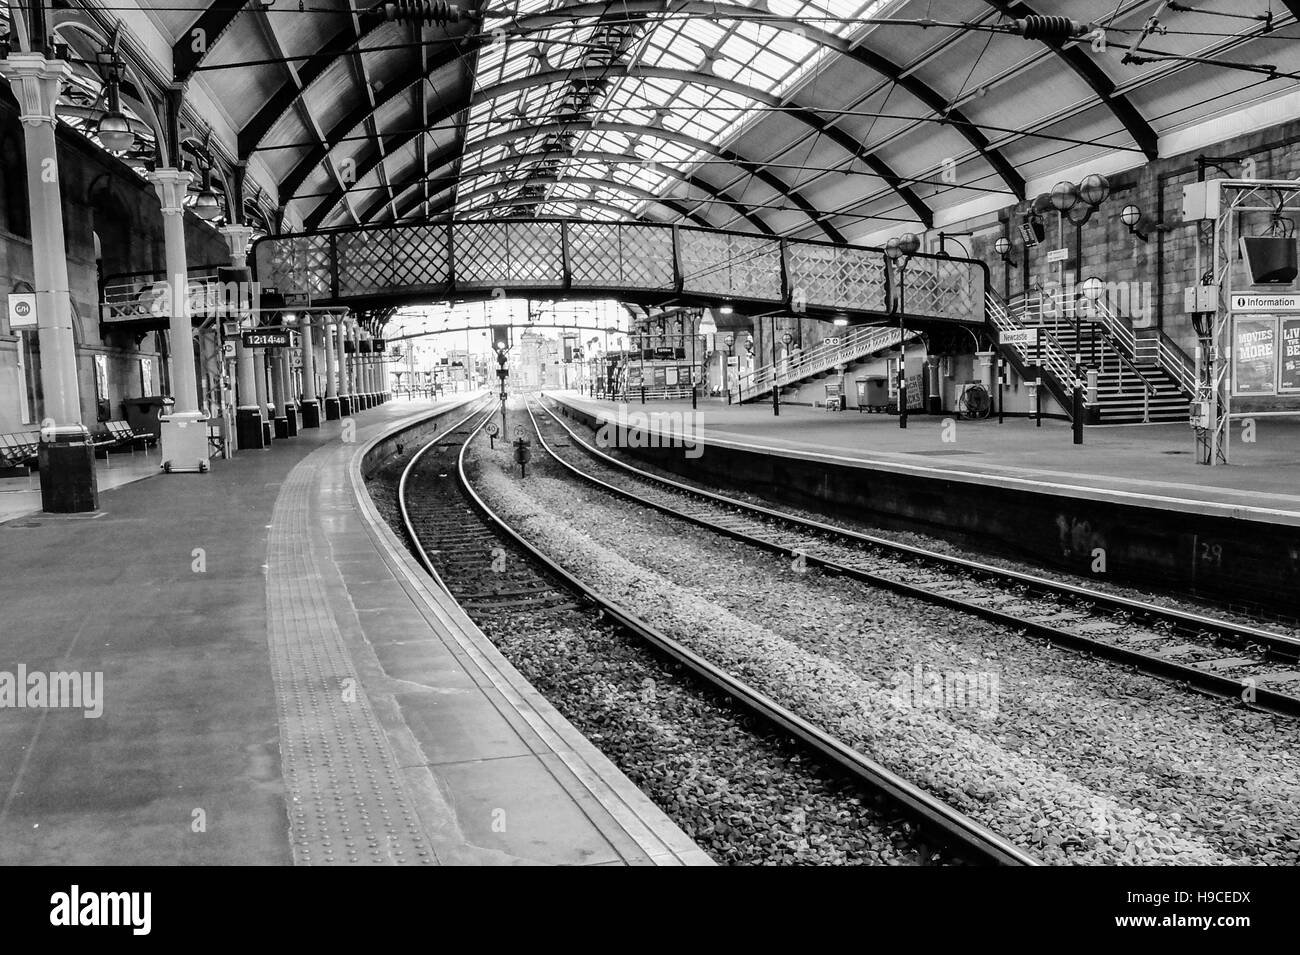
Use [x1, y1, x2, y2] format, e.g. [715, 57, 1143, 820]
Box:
[855, 376, 888, 413]
[122, 396, 174, 441]
[38, 425, 98, 513]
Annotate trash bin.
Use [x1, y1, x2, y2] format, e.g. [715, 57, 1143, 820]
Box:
[122, 396, 174, 441]
[856, 376, 888, 413]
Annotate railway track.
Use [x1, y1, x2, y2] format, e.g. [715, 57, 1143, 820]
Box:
[395, 397, 1037, 867]
[528, 395, 1300, 718]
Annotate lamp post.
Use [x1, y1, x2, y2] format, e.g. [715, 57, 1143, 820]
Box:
[1050, 174, 1110, 366]
[886, 233, 920, 428]
[723, 332, 735, 404]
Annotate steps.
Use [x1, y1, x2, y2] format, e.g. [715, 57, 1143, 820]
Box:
[733, 325, 912, 403]
[1023, 320, 1188, 425]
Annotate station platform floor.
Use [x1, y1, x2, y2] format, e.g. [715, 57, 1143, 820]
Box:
[552, 393, 1300, 527]
[0, 393, 704, 866]
[0, 445, 162, 524]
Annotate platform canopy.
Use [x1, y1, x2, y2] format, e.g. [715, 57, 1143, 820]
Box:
[21, 0, 1300, 244]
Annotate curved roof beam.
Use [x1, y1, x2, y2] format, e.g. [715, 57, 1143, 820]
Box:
[476, 64, 933, 225]
[361, 136, 827, 238]
[296, 61, 927, 232]
[385, 153, 775, 234]
[250, 1, 1019, 204]
[305, 110, 845, 236]
[981, 0, 1157, 159]
[461, 197, 653, 222]
[432, 177, 713, 228]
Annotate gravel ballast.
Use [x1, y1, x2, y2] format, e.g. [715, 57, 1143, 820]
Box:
[464, 404, 1300, 865]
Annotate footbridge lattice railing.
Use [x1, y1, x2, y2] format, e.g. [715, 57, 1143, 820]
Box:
[251, 219, 987, 325]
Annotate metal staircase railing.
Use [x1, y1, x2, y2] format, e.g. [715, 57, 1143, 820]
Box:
[731, 324, 908, 403]
[1001, 290, 1163, 422]
[986, 292, 1078, 399]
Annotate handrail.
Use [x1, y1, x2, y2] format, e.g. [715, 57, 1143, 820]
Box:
[732, 324, 906, 402]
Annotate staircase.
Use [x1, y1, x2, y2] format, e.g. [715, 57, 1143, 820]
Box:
[732, 325, 913, 404]
[1010, 291, 1191, 425]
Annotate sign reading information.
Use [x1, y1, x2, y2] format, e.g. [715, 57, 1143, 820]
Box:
[1232, 293, 1300, 312]
[1232, 316, 1278, 396]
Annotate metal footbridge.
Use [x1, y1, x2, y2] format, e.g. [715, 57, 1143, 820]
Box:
[252, 218, 987, 326]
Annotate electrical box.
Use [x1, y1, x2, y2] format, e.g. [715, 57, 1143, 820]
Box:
[1189, 400, 1211, 429]
[1184, 284, 1219, 313]
[1182, 181, 1221, 222]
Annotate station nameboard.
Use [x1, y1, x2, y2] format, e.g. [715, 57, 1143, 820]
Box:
[242, 329, 296, 348]
[999, 327, 1039, 347]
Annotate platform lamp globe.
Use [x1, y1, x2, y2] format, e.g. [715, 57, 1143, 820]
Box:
[95, 66, 135, 153]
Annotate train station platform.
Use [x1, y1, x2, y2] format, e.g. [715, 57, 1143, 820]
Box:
[548, 392, 1300, 615]
[0, 393, 704, 866]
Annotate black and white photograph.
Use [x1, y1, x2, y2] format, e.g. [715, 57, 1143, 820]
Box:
[0, 0, 1297, 936]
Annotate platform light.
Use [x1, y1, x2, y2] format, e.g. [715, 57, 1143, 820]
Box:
[193, 169, 222, 221]
[1079, 173, 1111, 208]
[832, 316, 848, 326]
[1050, 180, 1078, 212]
[719, 304, 734, 315]
[899, 233, 921, 257]
[994, 236, 1011, 258]
[96, 68, 135, 153]
[885, 236, 901, 261]
[1120, 203, 1148, 242]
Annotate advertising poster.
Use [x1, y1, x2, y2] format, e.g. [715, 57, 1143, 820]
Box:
[1232, 315, 1278, 396]
[653, 365, 667, 388]
[665, 366, 679, 386]
[1281, 317, 1300, 393]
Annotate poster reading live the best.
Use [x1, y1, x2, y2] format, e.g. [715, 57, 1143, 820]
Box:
[1281, 317, 1300, 393]
[1232, 316, 1278, 395]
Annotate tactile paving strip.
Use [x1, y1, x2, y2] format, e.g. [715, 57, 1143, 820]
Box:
[266, 461, 436, 865]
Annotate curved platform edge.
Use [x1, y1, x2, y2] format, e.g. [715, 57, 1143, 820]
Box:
[345, 400, 712, 866]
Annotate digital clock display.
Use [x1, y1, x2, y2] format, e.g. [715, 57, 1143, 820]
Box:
[241, 330, 295, 348]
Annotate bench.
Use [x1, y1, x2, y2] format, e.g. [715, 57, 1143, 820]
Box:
[0, 432, 39, 476]
[92, 420, 155, 457]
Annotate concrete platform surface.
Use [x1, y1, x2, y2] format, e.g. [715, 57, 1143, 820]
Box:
[0, 446, 163, 525]
[553, 393, 1300, 526]
[0, 394, 704, 866]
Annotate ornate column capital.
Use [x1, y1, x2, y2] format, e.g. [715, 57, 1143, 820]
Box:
[148, 167, 194, 216]
[0, 54, 71, 127]
[218, 223, 255, 260]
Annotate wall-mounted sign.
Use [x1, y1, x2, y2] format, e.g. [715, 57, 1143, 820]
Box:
[1231, 315, 1278, 396]
[241, 329, 296, 348]
[1280, 317, 1300, 393]
[1046, 248, 1069, 264]
[290, 349, 303, 368]
[999, 327, 1039, 347]
[7, 293, 37, 329]
[1232, 293, 1300, 312]
[221, 341, 237, 359]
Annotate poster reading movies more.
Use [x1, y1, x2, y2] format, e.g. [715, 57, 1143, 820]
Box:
[1232, 315, 1278, 395]
[1282, 317, 1300, 393]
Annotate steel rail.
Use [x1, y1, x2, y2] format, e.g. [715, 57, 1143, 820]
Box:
[403, 400, 1038, 866]
[530, 395, 1300, 718]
